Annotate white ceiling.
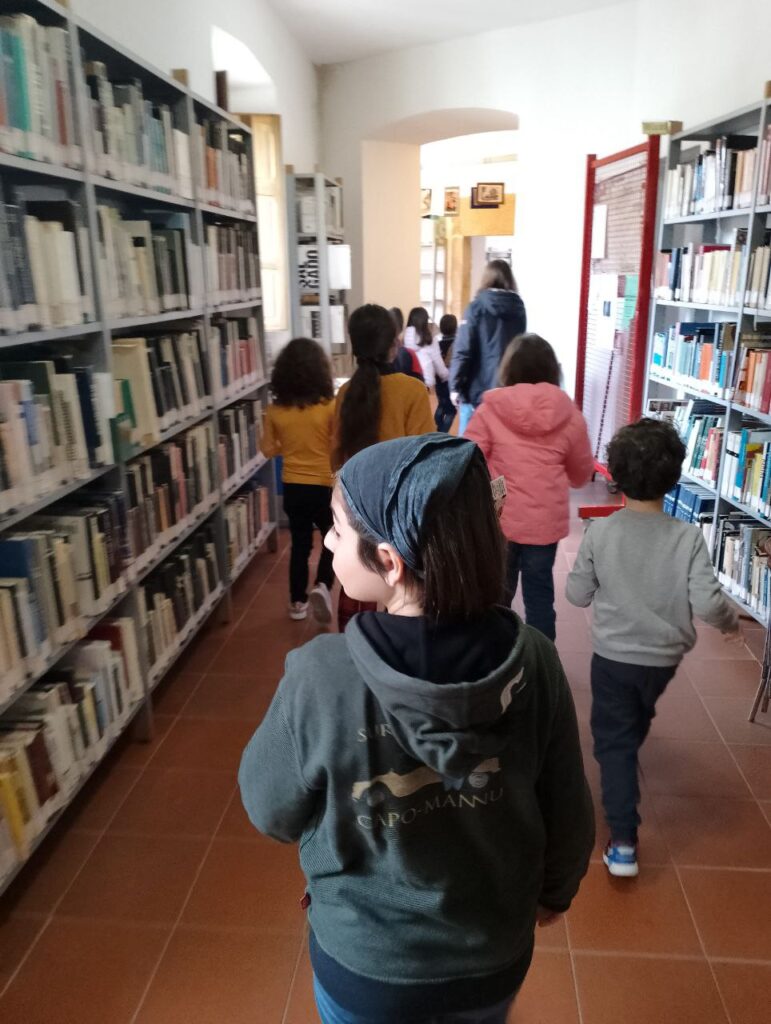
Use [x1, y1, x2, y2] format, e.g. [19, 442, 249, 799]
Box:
[267, 0, 628, 65]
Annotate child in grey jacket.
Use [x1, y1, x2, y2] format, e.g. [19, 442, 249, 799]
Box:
[240, 433, 593, 1024]
[567, 418, 740, 879]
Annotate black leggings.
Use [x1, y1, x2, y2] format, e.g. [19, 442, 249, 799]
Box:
[283, 483, 334, 603]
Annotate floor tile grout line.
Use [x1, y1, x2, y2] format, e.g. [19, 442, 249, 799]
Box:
[127, 783, 239, 1024]
[671, 858, 734, 1024]
[563, 912, 586, 1024]
[280, 929, 309, 1024]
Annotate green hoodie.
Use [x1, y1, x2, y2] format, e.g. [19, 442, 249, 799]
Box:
[239, 611, 593, 988]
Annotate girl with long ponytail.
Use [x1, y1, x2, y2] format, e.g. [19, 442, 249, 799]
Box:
[332, 304, 434, 627]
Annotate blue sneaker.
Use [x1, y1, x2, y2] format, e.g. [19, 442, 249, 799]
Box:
[603, 841, 639, 877]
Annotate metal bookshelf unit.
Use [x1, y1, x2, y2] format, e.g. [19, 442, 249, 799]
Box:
[643, 89, 771, 629]
[0, 0, 277, 894]
[286, 169, 350, 375]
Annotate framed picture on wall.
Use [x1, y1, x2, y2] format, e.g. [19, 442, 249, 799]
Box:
[472, 182, 505, 207]
[444, 186, 460, 215]
[420, 188, 432, 216]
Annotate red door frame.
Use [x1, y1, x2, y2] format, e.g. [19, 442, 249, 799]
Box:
[574, 137, 660, 423]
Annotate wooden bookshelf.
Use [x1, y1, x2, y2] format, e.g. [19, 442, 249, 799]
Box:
[644, 88, 771, 625]
[0, 0, 277, 894]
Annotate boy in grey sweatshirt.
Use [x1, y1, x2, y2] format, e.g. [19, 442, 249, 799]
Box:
[566, 418, 739, 878]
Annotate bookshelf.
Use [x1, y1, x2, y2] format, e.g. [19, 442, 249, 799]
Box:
[420, 217, 446, 324]
[286, 169, 350, 374]
[644, 87, 771, 627]
[0, 0, 277, 892]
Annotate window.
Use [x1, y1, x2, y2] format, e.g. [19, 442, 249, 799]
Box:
[248, 115, 288, 332]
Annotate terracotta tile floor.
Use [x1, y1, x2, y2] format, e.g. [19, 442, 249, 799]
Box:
[1, 485, 770, 1023]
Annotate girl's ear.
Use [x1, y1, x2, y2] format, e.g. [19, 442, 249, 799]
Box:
[376, 543, 406, 587]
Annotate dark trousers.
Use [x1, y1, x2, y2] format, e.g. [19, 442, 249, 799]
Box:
[283, 483, 334, 603]
[434, 380, 456, 432]
[504, 542, 558, 640]
[590, 654, 677, 843]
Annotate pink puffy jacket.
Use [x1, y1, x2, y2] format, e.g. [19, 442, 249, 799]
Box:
[465, 383, 594, 545]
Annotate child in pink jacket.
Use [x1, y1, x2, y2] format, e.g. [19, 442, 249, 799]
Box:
[465, 334, 593, 640]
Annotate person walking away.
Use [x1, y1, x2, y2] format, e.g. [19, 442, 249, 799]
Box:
[404, 307, 452, 432]
[566, 418, 741, 878]
[239, 434, 594, 1024]
[450, 260, 527, 435]
[332, 304, 434, 630]
[390, 306, 424, 381]
[260, 337, 336, 623]
[435, 313, 458, 431]
[465, 334, 593, 640]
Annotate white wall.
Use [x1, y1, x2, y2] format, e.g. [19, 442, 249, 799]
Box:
[74, 0, 319, 169]
[320, 0, 771, 393]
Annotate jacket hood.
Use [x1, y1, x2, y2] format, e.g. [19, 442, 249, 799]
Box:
[475, 288, 525, 318]
[345, 609, 531, 780]
[482, 382, 576, 437]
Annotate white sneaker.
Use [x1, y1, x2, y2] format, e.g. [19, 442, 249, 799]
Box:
[309, 583, 333, 624]
[289, 601, 308, 621]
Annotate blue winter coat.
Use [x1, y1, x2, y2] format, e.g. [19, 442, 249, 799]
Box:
[450, 289, 527, 407]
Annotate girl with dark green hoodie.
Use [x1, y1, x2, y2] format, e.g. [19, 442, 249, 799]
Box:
[239, 434, 593, 1024]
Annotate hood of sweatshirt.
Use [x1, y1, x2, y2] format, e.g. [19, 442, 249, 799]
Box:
[482, 382, 576, 437]
[345, 608, 531, 780]
[475, 288, 525, 319]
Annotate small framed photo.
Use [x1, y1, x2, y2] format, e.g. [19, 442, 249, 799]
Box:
[420, 188, 432, 217]
[443, 186, 459, 216]
[473, 182, 505, 207]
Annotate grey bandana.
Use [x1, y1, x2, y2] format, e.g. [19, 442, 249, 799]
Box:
[339, 434, 484, 573]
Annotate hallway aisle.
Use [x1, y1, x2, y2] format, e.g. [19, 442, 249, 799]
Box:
[0, 487, 769, 1024]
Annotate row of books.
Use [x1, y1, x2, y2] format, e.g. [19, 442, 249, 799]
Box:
[96, 206, 200, 320]
[137, 522, 223, 681]
[224, 481, 270, 577]
[84, 62, 192, 197]
[0, 14, 80, 168]
[0, 616, 143, 878]
[0, 183, 94, 333]
[209, 317, 264, 401]
[717, 514, 771, 617]
[111, 331, 213, 450]
[219, 400, 263, 490]
[651, 321, 736, 395]
[295, 185, 342, 235]
[125, 421, 218, 576]
[300, 304, 347, 347]
[205, 223, 260, 307]
[663, 479, 715, 532]
[0, 494, 129, 706]
[662, 136, 757, 219]
[0, 357, 115, 517]
[722, 424, 771, 517]
[193, 120, 254, 214]
[733, 327, 771, 410]
[744, 233, 771, 310]
[654, 232, 746, 306]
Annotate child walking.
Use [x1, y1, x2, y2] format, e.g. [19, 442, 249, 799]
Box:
[566, 418, 740, 877]
[465, 333, 593, 640]
[260, 337, 336, 624]
[434, 313, 458, 432]
[240, 434, 594, 1024]
[333, 304, 434, 631]
[404, 306, 452, 431]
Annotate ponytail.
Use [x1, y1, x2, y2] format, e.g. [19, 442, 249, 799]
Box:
[334, 304, 396, 466]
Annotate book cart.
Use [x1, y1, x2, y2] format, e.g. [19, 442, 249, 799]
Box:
[642, 87, 771, 723]
[0, 0, 277, 894]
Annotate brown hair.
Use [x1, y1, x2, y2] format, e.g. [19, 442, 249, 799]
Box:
[344, 456, 505, 622]
[334, 304, 396, 466]
[407, 306, 432, 347]
[479, 258, 518, 294]
[270, 337, 333, 408]
[499, 333, 561, 387]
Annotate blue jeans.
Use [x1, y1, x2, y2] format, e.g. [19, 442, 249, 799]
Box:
[458, 402, 475, 435]
[505, 541, 558, 640]
[313, 977, 514, 1024]
[590, 654, 676, 843]
[434, 381, 456, 432]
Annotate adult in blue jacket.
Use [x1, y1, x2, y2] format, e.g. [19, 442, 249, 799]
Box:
[450, 260, 527, 434]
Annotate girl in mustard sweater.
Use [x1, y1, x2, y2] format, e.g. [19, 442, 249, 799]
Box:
[261, 338, 336, 623]
[333, 304, 434, 630]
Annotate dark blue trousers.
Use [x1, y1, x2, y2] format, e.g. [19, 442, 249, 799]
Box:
[504, 541, 558, 640]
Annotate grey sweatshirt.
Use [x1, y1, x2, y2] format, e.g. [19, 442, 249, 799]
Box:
[566, 509, 738, 666]
[238, 611, 593, 990]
